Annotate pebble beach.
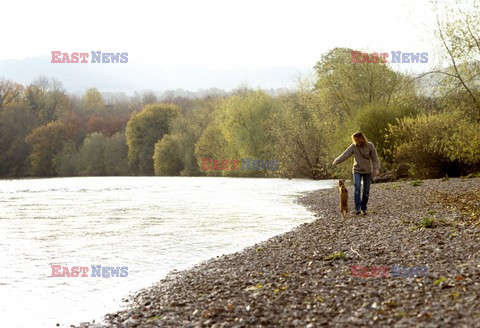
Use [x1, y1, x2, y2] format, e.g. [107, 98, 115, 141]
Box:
[78, 177, 480, 328]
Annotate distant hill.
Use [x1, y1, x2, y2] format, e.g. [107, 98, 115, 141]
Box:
[0, 56, 312, 95]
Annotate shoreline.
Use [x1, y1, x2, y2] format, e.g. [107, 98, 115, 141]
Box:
[78, 177, 480, 327]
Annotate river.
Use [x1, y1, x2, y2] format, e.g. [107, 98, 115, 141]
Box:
[0, 177, 334, 327]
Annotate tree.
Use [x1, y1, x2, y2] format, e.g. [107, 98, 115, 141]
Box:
[53, 142, 78, 176]
[153, 134, 184, 176]
[125, 103, 180, 175]
[195, 123, 229, 176]
[427, 0, 480, 121]
[194, 90, 279, 177]
[0, 105, 38, 176]
[26, 121, 69, 176]
[221, 90, 278, 162]
[272, 80, 335, 179]
[81, 88, 105, 113]
[53, 132, 130, 176]
[25, 77, 69, 122]
[314, 47, 411, 118]
[166, 105, 212, 176]
[0, 79, 24, 110]
[87, 113, 130, 136]
[103, 132, 130, 175]
[76, 132, 107, 175]
[355, 103, 418, 163]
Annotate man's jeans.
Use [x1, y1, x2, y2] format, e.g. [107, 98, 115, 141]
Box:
[354, 173, 371, 212]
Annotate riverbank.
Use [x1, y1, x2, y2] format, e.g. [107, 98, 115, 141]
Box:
[78, 177, 480, 327]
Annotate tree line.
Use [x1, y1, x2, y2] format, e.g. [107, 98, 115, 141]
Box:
[1, 3, 479, 179]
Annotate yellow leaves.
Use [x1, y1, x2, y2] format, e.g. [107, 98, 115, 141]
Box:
[273, 286, 288, 293]
[245, 283, 289, 294]
[429, 190, 480, 224]
[245, 283, 263, 292]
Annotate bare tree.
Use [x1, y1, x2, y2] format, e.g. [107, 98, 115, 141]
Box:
[0, 79, 24, 110]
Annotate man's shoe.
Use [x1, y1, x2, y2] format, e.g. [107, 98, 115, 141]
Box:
[355, 211, 362, 215]
[362, 211, 367, 216]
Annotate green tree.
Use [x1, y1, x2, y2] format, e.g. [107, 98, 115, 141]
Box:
[427, 0, 480, 120]
[125, 103, 180, 175]
[26, 121, 69, 176]
[195, 124, 229, 176]
[272, 81, 335, 179]
[81, 88, 105, 113]
[195, 90, 278, 177]
[76, 132, 107, 175]
[0, 79, 24, 110]
[103, 132, 130, 175]
[53, 132, 130, 176]
[53, 142, 78, 176]
[0, 105, 38, 176]
[153, 134, 184, 176]
[355, 103, 418, 163]
[222, 90, 278, 162]
[168, 105, 212, 175]
[25, 77, 69, 123]
[314, 47, 411, 118]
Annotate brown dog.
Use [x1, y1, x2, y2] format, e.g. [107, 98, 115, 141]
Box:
[339, 179, 348, 218]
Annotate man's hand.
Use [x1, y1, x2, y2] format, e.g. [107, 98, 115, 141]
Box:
[373, 169, 380, 178]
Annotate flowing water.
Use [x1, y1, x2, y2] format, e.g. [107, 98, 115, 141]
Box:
[0, 177, 334, 327]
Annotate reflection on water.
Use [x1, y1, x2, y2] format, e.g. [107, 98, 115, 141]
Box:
[0, 177, 334, 327]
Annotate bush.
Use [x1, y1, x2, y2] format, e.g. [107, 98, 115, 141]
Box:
[387, 111, 480, 178]
[355, 103, 417, 162]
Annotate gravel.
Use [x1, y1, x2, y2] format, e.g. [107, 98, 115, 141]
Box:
[77, 177, 480, 328]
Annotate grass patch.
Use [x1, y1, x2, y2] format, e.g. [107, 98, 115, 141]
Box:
[411, 217, 436, 231]
[411, 179, 423, 187]
[419, 217, 435, 228]
[324, 251, 346, 261]
[386, 182, 401, 190]
[466, 172, 480, 178]
[434, 276, 447, 285]
[441, 174, 450, 181]
[422, 217, 435, 227]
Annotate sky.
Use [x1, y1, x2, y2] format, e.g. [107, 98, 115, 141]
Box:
[0, 0, 443, 91]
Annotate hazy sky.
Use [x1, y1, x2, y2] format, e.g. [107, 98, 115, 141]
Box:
[2, 0, 438, 70]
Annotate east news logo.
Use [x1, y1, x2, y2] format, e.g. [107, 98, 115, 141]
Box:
[351, 51, 428, 64]
[51, 51, 128, 63]
[51, 265, 128, 277]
